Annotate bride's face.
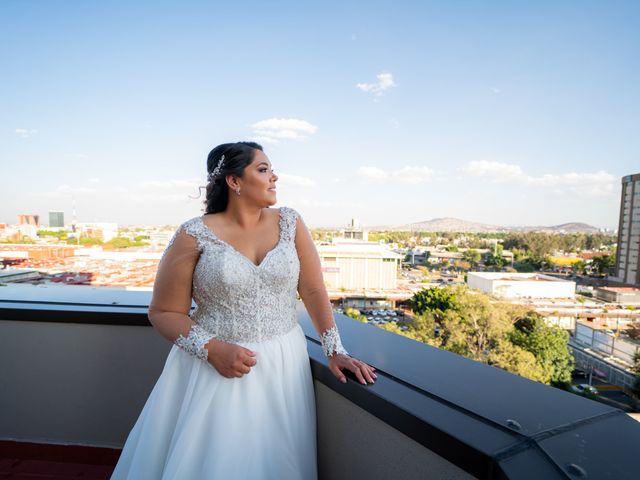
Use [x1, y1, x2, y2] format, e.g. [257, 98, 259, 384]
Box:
[238, 150, 278, 206]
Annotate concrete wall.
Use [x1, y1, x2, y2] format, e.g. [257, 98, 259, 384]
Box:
[0, 319, 170, 447]
[314, 382, 474, 480]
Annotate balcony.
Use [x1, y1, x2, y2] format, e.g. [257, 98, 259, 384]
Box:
[1, 283, 639, 479]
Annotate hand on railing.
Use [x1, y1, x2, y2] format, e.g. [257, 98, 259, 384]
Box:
[328, 353, 377, 385]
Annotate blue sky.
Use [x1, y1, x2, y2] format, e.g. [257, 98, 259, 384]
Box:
[2, 1, 638, 229]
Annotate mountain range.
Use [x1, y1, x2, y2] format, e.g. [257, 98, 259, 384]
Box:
[367, 217, 606, 233]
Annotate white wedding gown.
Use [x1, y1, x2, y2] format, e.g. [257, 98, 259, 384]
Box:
[111, 206, 317, 479]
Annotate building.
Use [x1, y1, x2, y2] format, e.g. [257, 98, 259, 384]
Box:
[75, 222, 118, 242]
[467, 272, 576, 299]
[17, 214, 39, 226]
[612, 172, 640, 287]
[341, 218, 368, 241]
[595, 286, 640, 305]
[317, 240, 403, 290]
[49, 211, 65, 228]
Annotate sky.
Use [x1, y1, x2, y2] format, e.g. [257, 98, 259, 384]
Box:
[2, 0, 639, 229]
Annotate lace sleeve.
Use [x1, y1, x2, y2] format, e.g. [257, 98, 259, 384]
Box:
[320, 325, 349, 358]
[175, 323, 215, 361]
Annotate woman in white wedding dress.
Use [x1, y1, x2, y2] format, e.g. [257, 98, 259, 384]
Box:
[111, 141, 377, 479]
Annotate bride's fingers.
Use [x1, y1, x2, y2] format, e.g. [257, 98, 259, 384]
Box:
[352, 360, 376, 383]
[348, 363, 367, 385]
[330, 363, 347, 383]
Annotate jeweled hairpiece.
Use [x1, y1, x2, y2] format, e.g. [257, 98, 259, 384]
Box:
[208, 154, 226, 182]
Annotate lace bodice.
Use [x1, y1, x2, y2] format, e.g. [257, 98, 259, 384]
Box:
[165, 206, 301, 344]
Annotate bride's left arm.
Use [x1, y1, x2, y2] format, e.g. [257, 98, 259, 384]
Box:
[294, 213, 377, 385]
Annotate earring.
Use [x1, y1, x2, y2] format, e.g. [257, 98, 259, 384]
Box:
[235, 187, 240, 195]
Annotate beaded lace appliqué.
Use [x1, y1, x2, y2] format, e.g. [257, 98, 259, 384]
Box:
[174, 323, 214, 361]
[162, 206, 302, 345]
[320, 325, 349, 357]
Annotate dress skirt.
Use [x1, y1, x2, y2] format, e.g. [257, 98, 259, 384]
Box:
[111, 323, 317, 480]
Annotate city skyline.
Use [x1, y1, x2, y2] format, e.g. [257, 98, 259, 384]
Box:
[2, 1, 639, 229]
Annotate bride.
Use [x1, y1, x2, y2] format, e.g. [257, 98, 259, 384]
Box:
[111, 141, 377, 479]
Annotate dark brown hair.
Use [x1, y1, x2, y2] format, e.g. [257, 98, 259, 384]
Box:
[204, 141, 264, 213]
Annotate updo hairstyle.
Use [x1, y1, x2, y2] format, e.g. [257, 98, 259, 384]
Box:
[205, 141, 263, 214]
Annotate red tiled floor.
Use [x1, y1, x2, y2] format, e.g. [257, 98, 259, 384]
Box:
[0, 459, 114, 479]
[0, 441, 118, 479]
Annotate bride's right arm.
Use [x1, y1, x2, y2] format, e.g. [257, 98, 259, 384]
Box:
[148, 226, 216, 361]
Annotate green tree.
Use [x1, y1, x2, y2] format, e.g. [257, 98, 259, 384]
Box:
[405, 312, 439, 346]
[344, 308, 368, 323]
[409, 286, 458, 319]
[631, 352, 640, 397]
[487, 339, 549, 383]
[462, 249, 481, 266]
[78, 237, 104, 245]
[438, 291, 512, 361]
[508, 312, 574, 386]
[591, 254, 615, 275]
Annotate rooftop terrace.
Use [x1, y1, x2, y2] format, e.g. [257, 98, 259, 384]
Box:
[1, 283, 639, 479]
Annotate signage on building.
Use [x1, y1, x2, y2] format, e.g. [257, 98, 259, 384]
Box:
[321, 267, 340, 273]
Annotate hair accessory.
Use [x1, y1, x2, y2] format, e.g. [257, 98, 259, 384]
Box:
[208, 154, 226, 182]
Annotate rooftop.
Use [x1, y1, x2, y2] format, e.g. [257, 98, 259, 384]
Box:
[1, 283, 639, 479]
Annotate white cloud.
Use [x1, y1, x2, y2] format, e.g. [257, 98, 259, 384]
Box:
[461, 161, 523, 181]
[357, 165, 435, 184]
[250, 118, 318, 145]
[87, 177, 101, 183]
[15, 128, 38, 138]
[460, 161, 616, 197]
[356, 72, 397, 97]
[524, 171, 616, 196]
[276, 173, 315, 187]
[357, 166, 387, 180]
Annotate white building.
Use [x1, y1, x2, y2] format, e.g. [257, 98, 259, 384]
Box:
[317, 240, 403, 290]
[467, 272, 575, 299]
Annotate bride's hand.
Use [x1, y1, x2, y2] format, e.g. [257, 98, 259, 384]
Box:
[206, 338, 257, 379]
[328, 354, 377, 385]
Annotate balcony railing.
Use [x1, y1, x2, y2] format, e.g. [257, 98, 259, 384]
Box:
[1, 283, 639, 479]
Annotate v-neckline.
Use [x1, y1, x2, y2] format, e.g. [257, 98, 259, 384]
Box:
[199, 208, 283, 269]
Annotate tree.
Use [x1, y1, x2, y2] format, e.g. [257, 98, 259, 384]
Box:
[627, 321, 640, 341]
[631, 352, 640, 397]
[487, 339, 549, 383]
[508, 312, 574, 386]
[377, 322, 424, 342]
[409, 286, 458, 319]
[485, 252, 508, 268]
[572, 260, 587, 275]
[591, 254, 615, 275]
[405, 312, 439, 346]
[344, 308, 368, 323]
[438, 291, 513, 361]
[462, 249, 481, 266]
